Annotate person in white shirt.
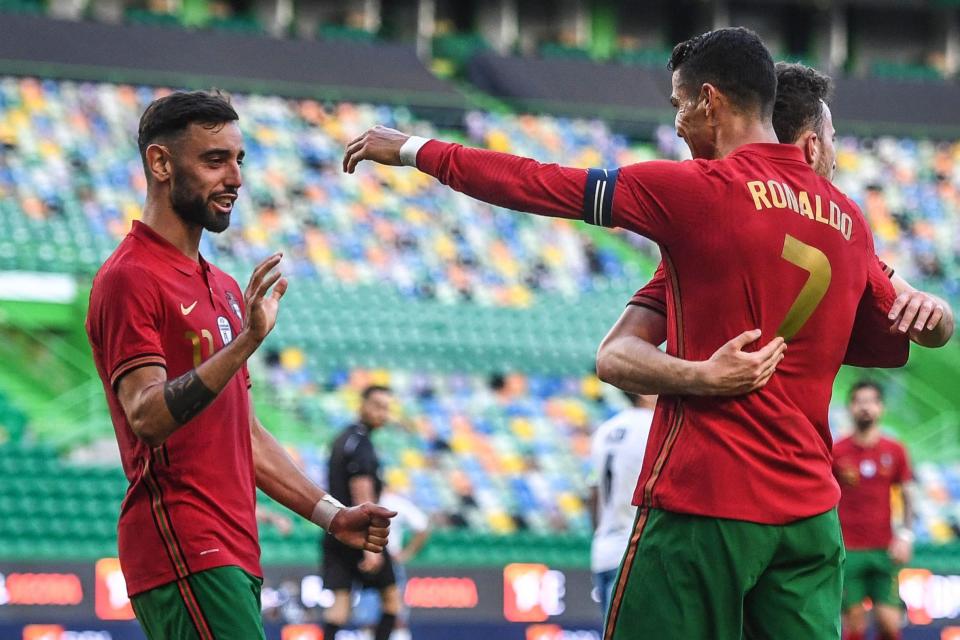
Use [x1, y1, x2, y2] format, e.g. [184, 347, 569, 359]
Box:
[354, 489, 431, 640]
[589, 392, 656, 620]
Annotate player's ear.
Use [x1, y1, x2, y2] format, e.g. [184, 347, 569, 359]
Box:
[145, 143, 172, 184]
[801, 131, 819, 168]
[700, 83, 720, 122]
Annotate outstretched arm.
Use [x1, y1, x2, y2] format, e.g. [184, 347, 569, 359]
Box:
[250, 410, 395, 551]
[344, 126, 589, 221]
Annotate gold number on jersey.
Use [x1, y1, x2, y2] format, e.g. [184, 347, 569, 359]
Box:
[777, 235, 832, 340]
[184, 329, 216, 367]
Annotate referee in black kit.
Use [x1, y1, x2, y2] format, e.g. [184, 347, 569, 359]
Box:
[323, 385, 400, 640]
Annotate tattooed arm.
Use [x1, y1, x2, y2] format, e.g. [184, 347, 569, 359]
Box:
[116, 253, 288, 447]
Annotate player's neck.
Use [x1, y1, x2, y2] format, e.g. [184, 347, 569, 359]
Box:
[141, 200, 203, 262]
[715, 117, 778, 159]
[852, 425, 881, 447]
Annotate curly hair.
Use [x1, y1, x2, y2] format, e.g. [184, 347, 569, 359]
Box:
[773, 62, 833, 144]
[669, 27, 777, 118]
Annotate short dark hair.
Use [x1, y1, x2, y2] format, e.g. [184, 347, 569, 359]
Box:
[849, 380, 884, 402]
[669, 27, 777, 118]
[773, 62, 833, 144]
[361, 385, 392, 401]
[137, 90, 238, 170]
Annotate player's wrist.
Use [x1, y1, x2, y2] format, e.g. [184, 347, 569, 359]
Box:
[685, 360, 712, 395]
[399, 136, 430, 167]
[234, 328, 264, 353]
[311, 494, 346, 530]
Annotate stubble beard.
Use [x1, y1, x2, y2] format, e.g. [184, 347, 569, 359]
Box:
[169, 166, 230, 234]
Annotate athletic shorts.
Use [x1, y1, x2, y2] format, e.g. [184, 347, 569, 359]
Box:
[130, 565, 264, 640]
[322, 534, 396, 591]
[604, 507, 845, 640]
[842, 548, 902, 610]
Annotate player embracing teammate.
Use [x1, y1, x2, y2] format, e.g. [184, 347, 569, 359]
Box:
[344, 27, 955, 640]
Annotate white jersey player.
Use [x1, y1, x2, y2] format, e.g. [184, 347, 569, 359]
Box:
[590, 392, 656, 619]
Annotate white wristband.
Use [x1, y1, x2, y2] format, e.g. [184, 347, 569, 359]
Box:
[311, 494, 346, 530]
[399, 136, 430, 167]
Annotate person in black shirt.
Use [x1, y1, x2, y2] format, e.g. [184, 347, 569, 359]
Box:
[323, 385, 398, 640]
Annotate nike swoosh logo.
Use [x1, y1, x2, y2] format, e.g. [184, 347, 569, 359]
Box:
[180, 301, 198, 315]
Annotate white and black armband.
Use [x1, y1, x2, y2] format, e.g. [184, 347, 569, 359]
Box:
[582, 168, 619, 228]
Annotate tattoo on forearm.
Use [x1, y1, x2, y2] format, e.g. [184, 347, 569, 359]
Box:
[163, 370, 216, 425]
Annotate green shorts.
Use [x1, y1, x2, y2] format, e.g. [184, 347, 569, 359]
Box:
[130, 565, 264, 640]
[604, 507, 845, 640]
[842, 549, 901, 610]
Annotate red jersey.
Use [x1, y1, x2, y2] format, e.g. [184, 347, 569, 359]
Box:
[629, 263, 668, 314]
[631, 259, 908, 367]
[833, 435, 912, 549]
[86, 221, 260, 596]
[412, 140, 903, 523]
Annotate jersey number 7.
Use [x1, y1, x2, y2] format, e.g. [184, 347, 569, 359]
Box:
[777, 234, 832, 340]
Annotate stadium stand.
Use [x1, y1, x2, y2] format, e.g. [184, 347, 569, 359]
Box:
[1, 73, 959, 571]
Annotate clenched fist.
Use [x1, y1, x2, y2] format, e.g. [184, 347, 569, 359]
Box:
[328, 502, 397, 553]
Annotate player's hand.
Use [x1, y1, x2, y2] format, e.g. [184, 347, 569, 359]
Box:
[242, 252, 288, 344]
[888, 290, 947, 339]
[888, 535, 913, 565]
[695, 329, 786, 396]
[343, 125, 410, 173]
[358, 549, 385, 574]
[328, 502, 397, 552]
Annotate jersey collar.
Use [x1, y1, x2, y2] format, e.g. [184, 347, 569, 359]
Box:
[728, 143, 808, 164]
[129, 220, 203, 276]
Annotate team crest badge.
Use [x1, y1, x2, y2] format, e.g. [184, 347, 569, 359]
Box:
[217, 316, 233, 345]
[224, 291, 243, 320]
[839, 465, 859, 486]
[860, 459, 877, 478]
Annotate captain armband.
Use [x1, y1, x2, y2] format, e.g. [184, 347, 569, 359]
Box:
[582, 168, 619, 228]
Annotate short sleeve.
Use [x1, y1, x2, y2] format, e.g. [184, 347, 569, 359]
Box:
[629, 263, 667, 315]
[88, 265, 167, 389]
[581, 160, 717, 246]
[842, 254, 909, 368]
[345, 436, 378, 478]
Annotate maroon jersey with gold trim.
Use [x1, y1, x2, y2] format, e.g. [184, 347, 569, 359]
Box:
[86, 220, 259, 596]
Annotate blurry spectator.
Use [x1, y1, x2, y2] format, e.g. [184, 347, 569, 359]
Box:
[354, 488, 432, 640]
[323, 385, 399, 640]
[833, 381, 915, 640]
[589, 391, 656, 621]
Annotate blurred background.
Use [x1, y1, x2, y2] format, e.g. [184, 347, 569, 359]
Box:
[0, 0, 959, 638]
